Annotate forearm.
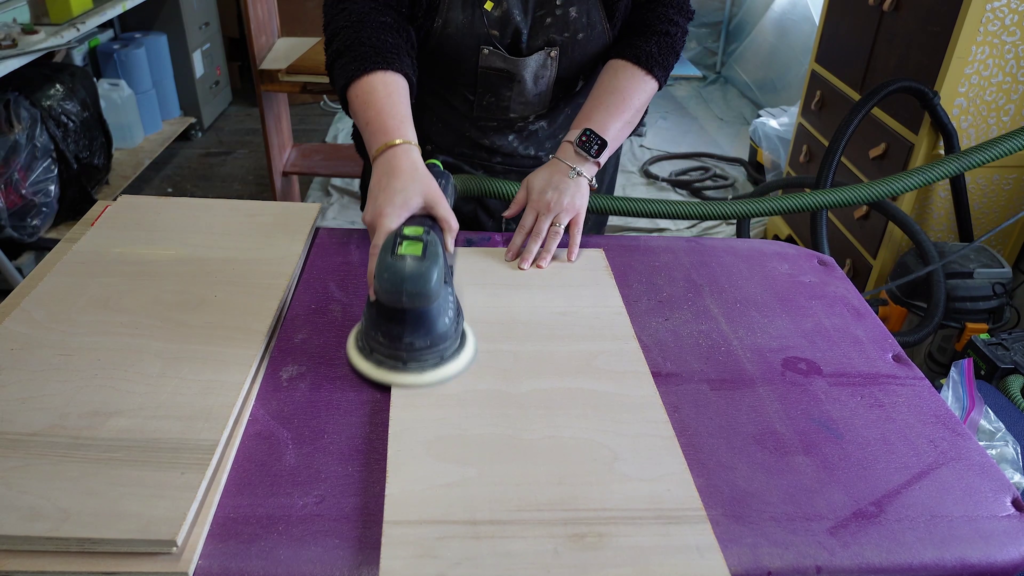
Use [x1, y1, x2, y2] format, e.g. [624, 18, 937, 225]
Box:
[559, 59, 659, 169]
[347, 70, 419, 157]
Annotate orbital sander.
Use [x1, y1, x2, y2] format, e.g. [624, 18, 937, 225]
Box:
[346, 160, 477, 387]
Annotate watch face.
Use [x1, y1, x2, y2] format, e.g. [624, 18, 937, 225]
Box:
[575, 128, 608, 160]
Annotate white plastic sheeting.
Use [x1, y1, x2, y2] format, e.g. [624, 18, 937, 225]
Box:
[684, 0, 823, 108]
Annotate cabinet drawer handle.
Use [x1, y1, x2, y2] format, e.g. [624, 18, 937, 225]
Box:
[869, 142, 889, 160]
[843, 258, 854, 279]
[882, 0, 896, 11]
[799, 145, 811, 164]
[854, 205, 871, 220]
[811, 90, 823, 111]
[868, 0, 880, 5]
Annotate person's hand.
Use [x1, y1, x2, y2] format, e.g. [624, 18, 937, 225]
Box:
[363, 145, 459, 298]
[503, 143, 596, 269]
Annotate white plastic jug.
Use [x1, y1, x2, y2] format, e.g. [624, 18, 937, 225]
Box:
[97, 78, 145, 149]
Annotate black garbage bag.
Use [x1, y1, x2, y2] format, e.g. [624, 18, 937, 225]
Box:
[0, 93, 59, 242]
[0, 61, 113, 224]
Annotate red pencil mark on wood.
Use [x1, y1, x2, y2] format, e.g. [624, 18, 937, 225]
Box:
[91, 205, 111, 226]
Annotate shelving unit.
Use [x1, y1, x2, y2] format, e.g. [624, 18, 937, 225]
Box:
[0, 0, 195, 272]
[0, 0, 152, 78]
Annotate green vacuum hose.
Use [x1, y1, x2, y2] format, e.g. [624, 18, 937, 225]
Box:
[999, 374, 1024, 413]
[453, 126, 1024, 220]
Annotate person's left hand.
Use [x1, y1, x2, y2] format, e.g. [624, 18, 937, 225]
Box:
[503, 144, 597, 269]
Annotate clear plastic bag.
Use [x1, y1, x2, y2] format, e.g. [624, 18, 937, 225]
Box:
[749, 104, 798, 182]
[0, 93, 59, 242]
[941, 358, 1024, 491]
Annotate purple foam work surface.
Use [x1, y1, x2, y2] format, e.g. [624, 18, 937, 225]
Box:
[196, 229, 1024, 576]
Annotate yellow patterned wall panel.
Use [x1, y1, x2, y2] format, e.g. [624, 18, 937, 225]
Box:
[904, 0, 1024, 269]
[942, 0, 1024, 149]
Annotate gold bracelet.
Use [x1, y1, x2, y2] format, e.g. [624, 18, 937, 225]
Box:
[371, 139, 421, 164]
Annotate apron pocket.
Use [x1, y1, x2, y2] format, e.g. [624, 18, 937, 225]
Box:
[474, 46, 558, 119]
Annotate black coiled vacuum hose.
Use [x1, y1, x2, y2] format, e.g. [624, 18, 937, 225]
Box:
[865, 198, 946, 348]
[640, 152, 765, 198]
[811, 79, 973, 256]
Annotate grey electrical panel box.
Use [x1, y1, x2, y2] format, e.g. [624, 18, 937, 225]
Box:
[121, 0, 232, 137]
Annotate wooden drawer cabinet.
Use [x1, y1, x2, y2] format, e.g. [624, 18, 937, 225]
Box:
[781, 0, 1024, 291]
[827, 218, 874, 291]
[801, 72, 914, 182]
[860, 0, 964, 133]
[814, 0, 883, 95]
[788, 125, 891, 257]
[841, 106, 913, 182]
[801, 72, 851, 143]
[834, 199, 890, 259]
[814, 0, 963, 134]
[789, 124, 857, 182]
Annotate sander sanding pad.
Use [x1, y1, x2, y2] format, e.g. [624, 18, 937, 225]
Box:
[346, 323, 477, 387]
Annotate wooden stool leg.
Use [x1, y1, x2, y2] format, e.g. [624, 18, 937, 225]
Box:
[260, 92, 301, 202]
[240, 0, 301, 202]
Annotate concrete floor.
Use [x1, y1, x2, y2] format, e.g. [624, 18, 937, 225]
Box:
[121, 96, 334, 201]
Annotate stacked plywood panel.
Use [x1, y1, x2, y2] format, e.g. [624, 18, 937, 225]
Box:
[0, 197, 318, 574]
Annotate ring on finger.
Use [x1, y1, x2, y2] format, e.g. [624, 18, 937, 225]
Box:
[550, 222, 566, 230]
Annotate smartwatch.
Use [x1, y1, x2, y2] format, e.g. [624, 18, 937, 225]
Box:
[566, 128, 608, 166]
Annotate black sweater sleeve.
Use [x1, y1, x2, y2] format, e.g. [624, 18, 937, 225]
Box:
[324, 0, 693, 112]
[605, 0, 695, 88]
[323, 0, 421, 114]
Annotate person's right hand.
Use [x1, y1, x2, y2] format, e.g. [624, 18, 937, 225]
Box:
[362, 145, 459, 299]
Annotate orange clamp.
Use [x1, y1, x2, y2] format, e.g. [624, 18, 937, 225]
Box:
[955, 322, 990, 352]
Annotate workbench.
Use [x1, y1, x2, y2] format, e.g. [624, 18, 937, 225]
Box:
[4, 210, 1019, 569]
[167, 228, 1019, 575]
[7, 208, 1023, 573]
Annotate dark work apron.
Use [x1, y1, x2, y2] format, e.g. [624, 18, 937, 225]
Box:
[412, 0, 620, 234]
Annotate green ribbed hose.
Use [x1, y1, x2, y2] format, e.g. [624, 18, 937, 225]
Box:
[453, 126, 1024, 220]
[999, 374, 1024, 413]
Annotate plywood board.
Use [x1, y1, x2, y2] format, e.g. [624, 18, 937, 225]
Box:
[284, 38, 325, 76]
[1, 202, 112, 322]
[0, 315, 275, 575]
[379, 248, 728, 575]
[258, 37, 319, 70]
[0, 196, 319, 553]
